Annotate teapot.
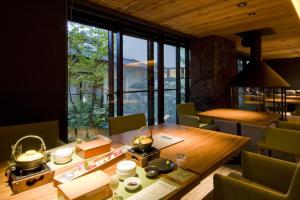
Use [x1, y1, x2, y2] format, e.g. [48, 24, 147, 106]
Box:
[12, 135, 47, 170]
[132, 126, 153, 151]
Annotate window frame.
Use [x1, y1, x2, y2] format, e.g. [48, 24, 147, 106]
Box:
[67, 1, 191, 140]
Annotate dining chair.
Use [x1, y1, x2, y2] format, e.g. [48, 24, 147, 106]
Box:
[176, 102, 218, 131]
[213, 151, 300, 200]
[277, 121, 300, 131]
[108, 113, 147, 136]
[0, 120, 64, 161]
[257, 127, 300, 161]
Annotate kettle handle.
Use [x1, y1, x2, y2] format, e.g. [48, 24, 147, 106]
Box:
[12, 135, 47, 159]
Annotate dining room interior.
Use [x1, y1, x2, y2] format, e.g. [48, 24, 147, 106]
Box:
[1, 0, 300, 199]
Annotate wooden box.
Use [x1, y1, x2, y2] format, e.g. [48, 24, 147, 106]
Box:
[75, 138, 112, 159]
[125, 150, 160, 167]
[10, 170, 54, 194]
[57, 170, 112, 200]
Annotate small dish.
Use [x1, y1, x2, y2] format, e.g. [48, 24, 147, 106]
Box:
[116, 160, 136, 180]
[148, 158, 176, 173]
[124, 177, 141, 191]
[144, 165, 159, 178]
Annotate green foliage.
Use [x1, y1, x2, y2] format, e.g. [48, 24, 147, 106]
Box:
[68, 22, 109, 129]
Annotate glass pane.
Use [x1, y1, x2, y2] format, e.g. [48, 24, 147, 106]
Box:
[164, 44, 176, 123]
[68, 21, 109, 140]
[154, 42, 158, 90]
[123, 35, 147, 92]
[164, 90, 176, 123]
[164, 44, 176, 89]
[123, 92, 148, 117]
[123, 35, 148, 116]
[180, 47, 186, 103]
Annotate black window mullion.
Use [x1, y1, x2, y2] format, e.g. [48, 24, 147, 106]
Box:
[157, 41, 164, 124]
[176, 46, 181, 105]
[116, 31, 123, 116]
[147, 40, 155, 126]
[108, 30, 114, 117]
[185, 43, 190, 103]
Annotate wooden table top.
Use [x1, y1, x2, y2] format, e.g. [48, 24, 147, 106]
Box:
[198, 108, 279, 126]
[0, 124, 249, 200]
[265, 98, 300, 104]
[112, 124, 249, 176]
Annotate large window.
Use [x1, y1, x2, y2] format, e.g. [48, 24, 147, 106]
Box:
[123, 35, 148, 116]
[164, 45, 176, 123]
[67, 20, 190, 139]
[180, 47, 186, 103]
[67, 22, 109, 140]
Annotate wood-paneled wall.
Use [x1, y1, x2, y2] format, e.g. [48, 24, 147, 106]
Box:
[0, 1, 68, 141]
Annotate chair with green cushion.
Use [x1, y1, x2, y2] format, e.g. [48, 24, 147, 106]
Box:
[277, 121, 300, 131]
[108, 113, 147, 136]
[176, 102, 218, 131]
[257, 127, 300, 160]
[213, 151, 300, 200]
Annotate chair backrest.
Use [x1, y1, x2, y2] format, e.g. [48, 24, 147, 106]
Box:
[287, 163, 300, 200]
[277, 121, 300, 131]
[108, 113, 146, 136]
[0, 120, 60, 162]
[176, 102, 197, 117]
[265, 127, 300, 156]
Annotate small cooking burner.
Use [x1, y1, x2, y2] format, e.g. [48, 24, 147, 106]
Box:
[6, 163, 54, 194]
[126, 147, 160, 167]
[129, 146, 159, 157]
[9, 163, 51, 181]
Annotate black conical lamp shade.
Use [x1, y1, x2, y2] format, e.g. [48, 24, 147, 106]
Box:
[230, 60, 290, 88]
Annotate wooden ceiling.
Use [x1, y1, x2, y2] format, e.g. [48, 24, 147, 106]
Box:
[87, 0, 300, 59]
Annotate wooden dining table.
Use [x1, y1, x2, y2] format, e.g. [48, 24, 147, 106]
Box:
[0, 124, 249, 200]
[198, 108, 280, 136]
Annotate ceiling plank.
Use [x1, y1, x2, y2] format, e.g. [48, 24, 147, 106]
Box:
[87, 0, 300, 59]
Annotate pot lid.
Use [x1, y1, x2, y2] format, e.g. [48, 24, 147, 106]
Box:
[16, 150, 44, 162]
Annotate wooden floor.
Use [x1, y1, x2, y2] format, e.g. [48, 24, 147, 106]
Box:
[182, 164, 241, 200]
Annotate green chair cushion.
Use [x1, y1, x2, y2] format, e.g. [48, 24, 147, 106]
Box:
[265, 128, 300, 156]
[277, 121, 300, 132]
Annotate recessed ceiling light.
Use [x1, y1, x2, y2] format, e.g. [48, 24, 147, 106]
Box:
[237, 2, 248, 7]
[248, 12, 256, 16]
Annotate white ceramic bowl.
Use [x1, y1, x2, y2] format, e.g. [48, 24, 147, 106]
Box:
[124, 177, 141, 191]
[116, 160, 136, 180]
[54, 148, 73, 164]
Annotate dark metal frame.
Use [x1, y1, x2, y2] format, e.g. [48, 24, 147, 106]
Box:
[147, 40, 155, 125]
[116, 31, 123, 116]
[68, 1, 191, 129]
[185, 44, 190, 102]
[176, 46, 181, 105]
[108, 30, 114, 117]
[157, 41, 165, 124]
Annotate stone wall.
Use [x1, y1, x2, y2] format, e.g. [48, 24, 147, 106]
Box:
[190, 35, 236, 110]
